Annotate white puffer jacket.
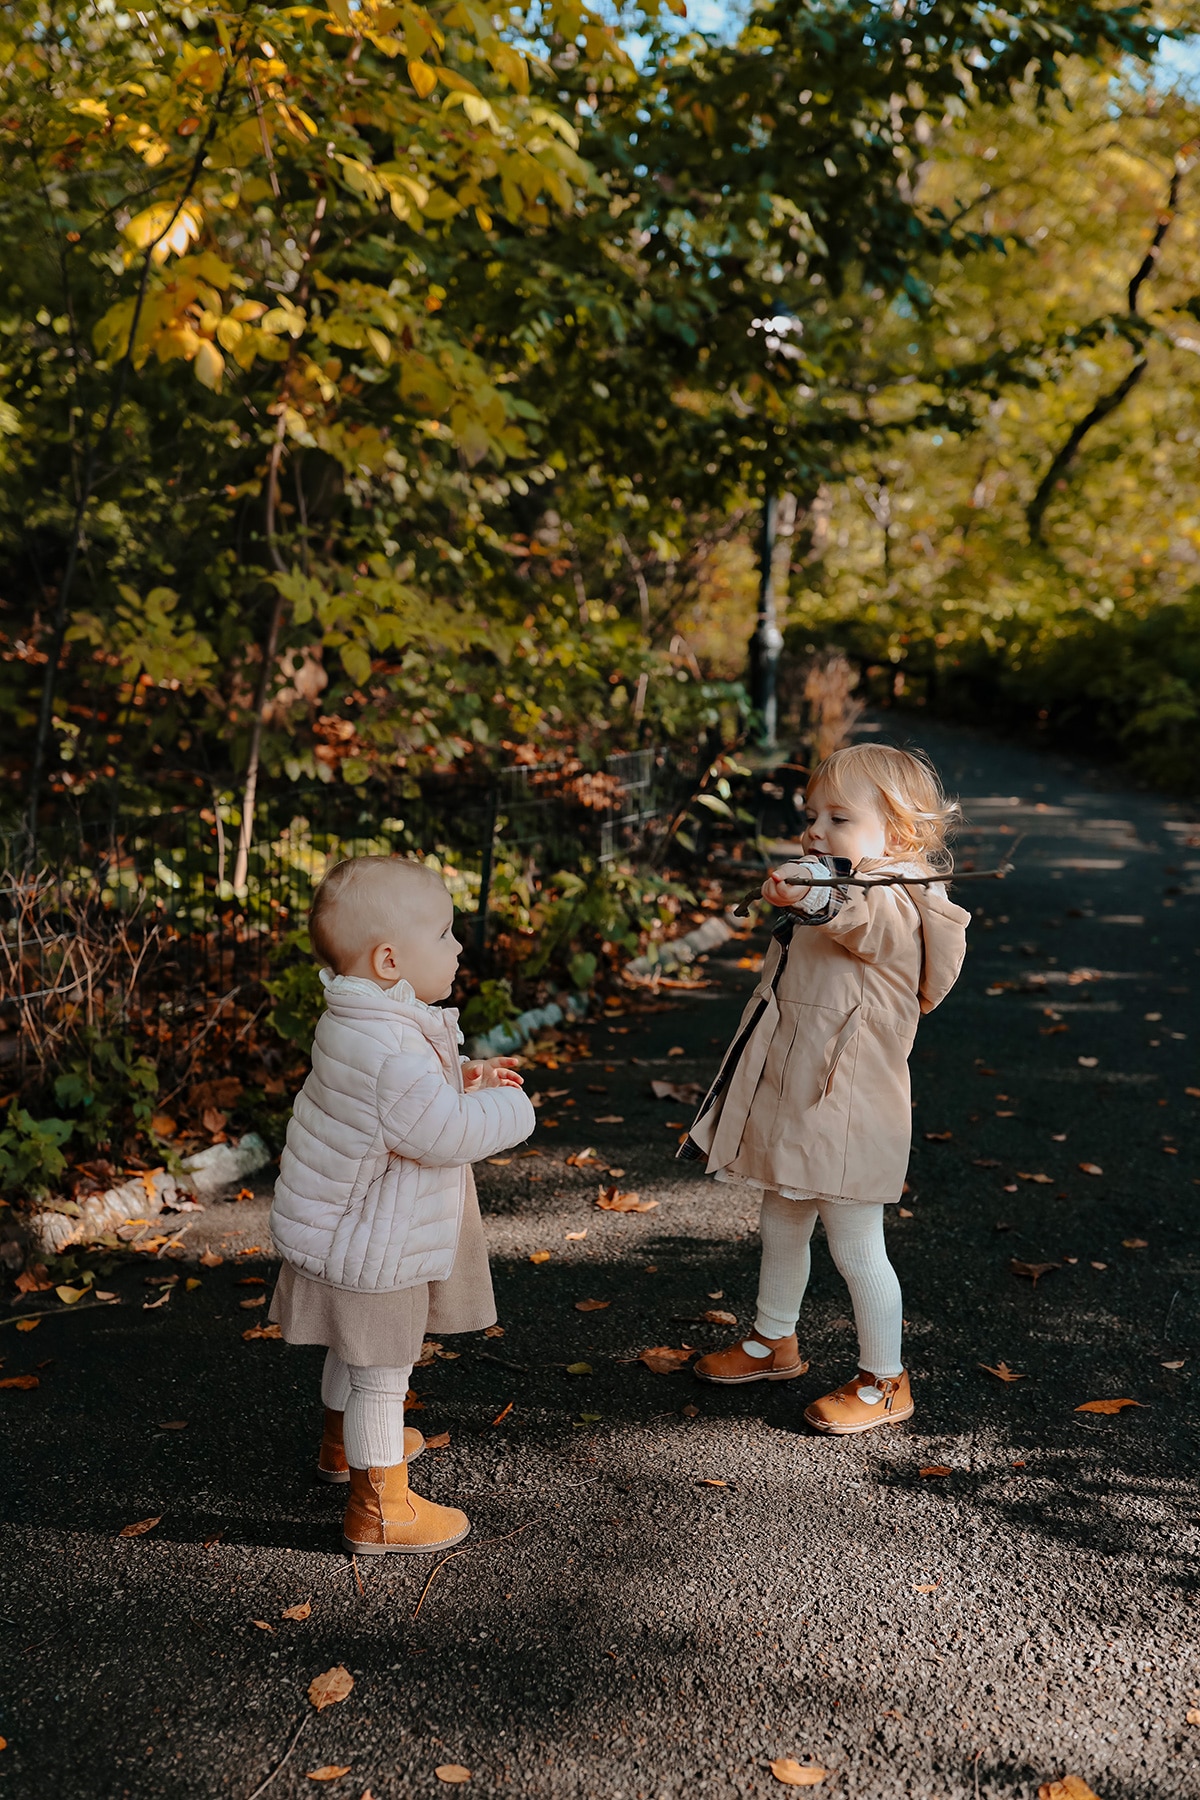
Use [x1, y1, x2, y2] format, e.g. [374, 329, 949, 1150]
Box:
[270, 974, 536, 1293]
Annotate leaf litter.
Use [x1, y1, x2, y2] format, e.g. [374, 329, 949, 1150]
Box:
[768, 1758, 828, 1786]
[640, 1346, 693, 1374]
[597, 1187, 656, 1213]
[308, 1666, 354, 1710]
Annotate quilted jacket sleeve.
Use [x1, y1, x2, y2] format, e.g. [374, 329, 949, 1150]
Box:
[376, 1053, 536, 1166]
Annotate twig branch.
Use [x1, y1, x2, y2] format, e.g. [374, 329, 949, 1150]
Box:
[243, 1712, 309, 1800]
[731, 845, 1021, 918]
[411, 1519, 547, 1621]
[0, 1297, 122, 1329]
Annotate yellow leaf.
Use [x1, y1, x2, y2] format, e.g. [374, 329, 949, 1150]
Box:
[365, 327, 391, 364]
[769, 1760, 828, 1786]
[529, 1250, 551, 1264]
[56, 1285, 86, 1305]
[308, 1665, 354, 1710]
[185, 1278, 201, 1291]
[194, 339, 224, 391]
[1075, 1398, 1144, 1414]
[408, 58, 438, 98]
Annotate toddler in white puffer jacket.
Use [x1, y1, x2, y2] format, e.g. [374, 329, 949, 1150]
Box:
[268, 855, 535, 1557]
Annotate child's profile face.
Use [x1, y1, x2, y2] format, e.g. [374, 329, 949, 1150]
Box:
[802, 783, 891, 865]
[344, 882, 462, 1003]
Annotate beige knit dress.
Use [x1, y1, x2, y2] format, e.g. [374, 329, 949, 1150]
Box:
[269, 1166, 496, 1368]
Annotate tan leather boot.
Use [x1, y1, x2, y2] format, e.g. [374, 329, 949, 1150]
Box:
[316, 1409, 425, 1484]
[342, 1462, 470, 1556]
[693, 1329, 809, 1384]
[804, 1369, 914, 1435]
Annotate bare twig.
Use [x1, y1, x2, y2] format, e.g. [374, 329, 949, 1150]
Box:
[243, 1713, 310, 1800]
[0, 1297, 122, 1329]
[732, 844, 1022, 917]
[411, 1519, 547, 1621]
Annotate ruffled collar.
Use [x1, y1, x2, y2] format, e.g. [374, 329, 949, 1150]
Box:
[319, 969, 463, 1041]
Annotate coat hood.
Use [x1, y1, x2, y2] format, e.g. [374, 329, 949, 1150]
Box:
[905, 882, 971, 1014]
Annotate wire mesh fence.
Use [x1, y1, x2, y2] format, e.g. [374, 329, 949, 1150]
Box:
[1, 746, 701, 1081]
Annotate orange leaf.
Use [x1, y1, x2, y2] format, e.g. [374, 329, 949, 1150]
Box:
[575, 1298, 610, 1311]
[0, 1374, 38, 1389]
[483, 1324, 505, 1338]
[243, 1322, 282, 1340]
[1123, 1238, 1148, 1249]
[434, 1767, 472, 1785]
[252, 1619, 275, 1632]
[1077, 1162, 1103, 1176]
[119, 1515, 162, 1537]
[240, 1295, 266, 1309]
[919, 1466, 953, 1477]
[529, 1250, 551, 1264]
[1038, 1779, 1103, 1800]
[308, 1665, 354, 1710]
[15, 1319, 39, 1333]
[199, 1248, 224, 1267]
[769, 1760, 828, 1786]
[1018, 1172, 1052, 1184]
[566, 1147, 603, 1167]
[639, 1346, 692, 1374]
[1075, 1398, 1144, 1414]
[282, 1602, 312, 1621]
[305, 1769, 351, 1783]
[697, 1477, 727, 1487]
[702, 1309, 737, 1326]
[492, 1402, 513, 1426]
[923, 1130, 953, 1142]
[979, 1362, 1025, 1383]
[596, 1186, 657, 1213]
[425, 1431, 451, 1448]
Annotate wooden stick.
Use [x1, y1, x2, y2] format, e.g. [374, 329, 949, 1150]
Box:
[411, 1519, 547, 1621]
[732, 845, 1021, 918]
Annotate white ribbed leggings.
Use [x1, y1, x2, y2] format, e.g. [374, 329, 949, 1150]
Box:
[321, 1350, 414, 1469]
[754, 1189, 904, 1379]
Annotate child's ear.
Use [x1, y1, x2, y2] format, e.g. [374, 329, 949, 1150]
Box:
[369, 941, 397, 981]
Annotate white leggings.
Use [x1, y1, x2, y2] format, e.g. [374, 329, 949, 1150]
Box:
[321, 1350, 414, 1469]
[755, 1190, 904, 1379]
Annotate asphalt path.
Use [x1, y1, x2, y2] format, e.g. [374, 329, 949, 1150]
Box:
[3, 717, 1199, 1800]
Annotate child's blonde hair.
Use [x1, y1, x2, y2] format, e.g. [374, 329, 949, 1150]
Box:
[806, 743, 959, 869]
[309, 855, 446, 973]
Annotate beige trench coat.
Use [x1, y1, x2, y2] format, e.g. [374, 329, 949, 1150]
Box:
[690, 879, 970, 1203]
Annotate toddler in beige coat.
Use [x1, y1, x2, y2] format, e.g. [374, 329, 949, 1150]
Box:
[685, 744, 970, 1433]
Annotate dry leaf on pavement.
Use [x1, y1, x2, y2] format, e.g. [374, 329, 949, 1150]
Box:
[979, 1362, 1025, 1382]
[702, 1310, 737, 1326]
[596, 1187, 657, 1213]
[1123, 1238, 1148, 1249]
[919, 1466, 953, 1477]
[575, 1298, 610, 1312]
[56, 1285, 86, 1304]
[1077, 1162, 1103, 1176]
[434, 1767, 472, 1785]
[566, 1362, 593, 1375]
[650, 1079, 703, 1105]
[1011, 1260, 1059, 1286]
[1037, 1779, 1103, 1800]
[308, 1666, 354, 1710]
[425, 1431, 451, 1448]
[1187, 1710, 1200, 1725]
[0, 1375, 39, 1390]
[923, 1131, 953, 1142]
[484, 1324, 505, 1337]
[252, 1620, 275, 1633]
[1018, 1172, 1053, 1184]
[698, 1477, 727, 1488]
[768, 1759, 828, 1786]
[1075, 1398, 1144, 1414]
[243, 1322, 282, 1341]
[118, 1515, 162, 1537]
[15, 1319, 38, 1332]
[282, 1602, 312, 1621]
[593, 1114, 624, 1124]
[566, 1147, 604, 1168]
[239, 1296, 266, 1309]
[158, 1420, 188, 1430]
[639, 1346, 693, 1374]
[199, 1248, 224, 1267]
[305, 1769, 351, 1783]
[529, 1250, 551, 1264]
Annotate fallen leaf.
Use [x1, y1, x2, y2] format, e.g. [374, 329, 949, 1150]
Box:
[593, 1114, 625, 1124]
[707, 1290, 724, 1299]
[15, 1265, 52, 1294]
[566, 1362, 593, 1376]
[639, 1346, 693, 1374]
[492, 1402, 514, 1425]
[566, 1147, 604, 1168]
[1123, 1238, 1148, 1249]
[682, 1403, 699, 1418]
[1037, 1778, 1103, 1800]
[972, 1158, 1001, 1168]
[305, 1769, 351, 1783]
[202, 1107, 226, 1134]
[143, 1290, 171, 1311]
[282, 1602, 312, 1621]
[199, 1249, 224, 1267]
[668, 1046, 685, 1057]
[923, 1131, 953, 1142]
[980, 1362, 1025, 1383]
[416, 1341, 442, 1365]
[1187, 1710, 1200, 1726]
[1186, 1087, 1200, 1099]
[596, 1187, 657, 1213]
[919, 1466, 953, 1477]
[0, 1374, 39, 1390]
[158, 1419, 188, 1430]
[484, 1324, 505, 1337]
[650, 1079, 703, 1105]
[1011, 1260, 1059, 1286]
[1162, 1359, 1185, 1370]
[575, 1298, 610, 1312]
[55, 1285, 86, 1305]
[698, 1477, 727, 1488]
[529, 1250, 551, 1264]
[436, 1350, 460, 1360]
[486, 1158, 512, 1166]
[607, 1167, 626, 1178]
[1091, 1261, 1107, 1271]
[185, 1278, 201, 1291]
[702, 1309, 737, 1326]
[768, 1760, 828, 1786]
[151, 1113, 177, 1138]
[15, 1318, 39, 1333]
[897, 1207, 914, 1219]
[1078, 1162, 1103, 1176]
[252, 1619, 275, 1633]
[119, 1515, 162, 1537]
[1077, 1056, 1098, 1068]
[243, 1322, 282, 1341]
[1075, 1398, 1144, 1414]
[434, 1768, 472, 1786]
[1018, 1172, 1053, 1185]
[425, 1431, 451, 1448]
[240, 1295, 266, 1309]
[565, 1230, 588, 1241]
[913, 1583, 940, 1594]
[237, 1276, 266, 1286]
[308, 1665, 354, 1711]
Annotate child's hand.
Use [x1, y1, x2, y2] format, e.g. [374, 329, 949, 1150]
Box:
[463, 1055, 524, 1090]
[762, 862, 811, 908]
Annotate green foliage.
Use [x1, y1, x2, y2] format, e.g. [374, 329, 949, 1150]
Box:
[52, 1027, 160, 1150]
[0, 1103, 74, 1200]
[264, 932, 326, 1054]
[459, 978, 519, 1037]
[567, 952, 598, 992]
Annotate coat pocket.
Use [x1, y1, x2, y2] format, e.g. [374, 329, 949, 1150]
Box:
[820, 1007, 862, 1098]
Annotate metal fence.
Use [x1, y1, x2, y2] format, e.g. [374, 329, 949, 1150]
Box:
[1, 746, 701, 1073]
